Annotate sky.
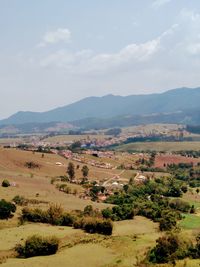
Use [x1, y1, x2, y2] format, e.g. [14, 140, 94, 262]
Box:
[1, 0, 200, 119]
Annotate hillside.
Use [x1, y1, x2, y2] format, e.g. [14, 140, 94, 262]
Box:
[1, 87, 200, 126]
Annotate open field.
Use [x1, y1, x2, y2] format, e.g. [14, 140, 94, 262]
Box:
[115, 141, 200, 152]
[113, 216, 159, 236]
[0, 223, 81, 250]
[1, 243, 116, 267]
[121, 123, 183, 135]
[179, 213, 200, 230]
[154, 154, 200, 168]
[0, 148, 200, 266]
[0, 217, 160, 267]
[43, 134, 109, 143]
[0, 148, 112, 210]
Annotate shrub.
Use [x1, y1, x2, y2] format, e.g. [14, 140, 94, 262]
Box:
[21, 207, 48, 223]
[12, 195, 27, 206]
[102, 204, 134, 221]
[15, 235, 59, 258]
[73, 218, 85, 229]
[83, 217, 113, 235]
[159, 212, 178, 231]
[169, 199, 191, 213]
[47, 204, 64, 225]
[2, 179, 10, 187]
[0, 199, 16, 219]
[149, 233, 190, 263]
[25, 161, 40, 169]
[61, 213, 74, 226]
[60, 175, 69, 182]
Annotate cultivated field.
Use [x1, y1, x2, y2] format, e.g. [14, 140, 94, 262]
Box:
[154, 154, 200, 168]
[43, 134, 109, 143]
[115, 141, 200, 152]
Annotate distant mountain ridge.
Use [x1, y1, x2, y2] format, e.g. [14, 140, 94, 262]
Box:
[1, 87, 200, 126]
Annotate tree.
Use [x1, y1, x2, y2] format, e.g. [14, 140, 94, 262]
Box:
[0, 199, 16, 219]
[2, 179, 10, 187]
[67, 162, 75, 181]
[81, 165, 89, 178]
[15, 235, 59, 258]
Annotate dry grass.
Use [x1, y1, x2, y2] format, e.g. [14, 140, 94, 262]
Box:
[113, 216, 159, 236]
[0, 223, 81, 250]
[1, 243, 116, 267]
[0, 148, 111, 211]
[44, 134, 108, 143]
[115, 141, 200, 152]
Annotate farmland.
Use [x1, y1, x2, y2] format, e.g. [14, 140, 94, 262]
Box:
[154, 154, 200, 168]
[0, 144, 200, 267]
[115, 141, 200, 152]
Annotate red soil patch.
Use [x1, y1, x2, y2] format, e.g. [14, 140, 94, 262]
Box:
[154, 154, 200, 168]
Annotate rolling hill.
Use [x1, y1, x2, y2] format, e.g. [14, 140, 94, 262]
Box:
[1, 87, 200, 130]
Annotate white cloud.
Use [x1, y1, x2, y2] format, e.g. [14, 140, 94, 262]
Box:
[152, 0, 172, 9]
[38, 28, 71, 47]
[39, 38, 160, 74]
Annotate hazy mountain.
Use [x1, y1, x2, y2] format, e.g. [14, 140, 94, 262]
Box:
[1, 87, 200, 126]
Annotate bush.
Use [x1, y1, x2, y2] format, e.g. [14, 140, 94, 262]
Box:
[15, 235, 59, 258]
[47, 204, 64, 225]
[83, 217, 113, 235]
[149, 233, 190, 263]
[102, 204, 134, 221]
[159, 211, 178, 231]
[169, 199, 191, 213]
[21, 205, 112, 236]
[12, 195, 27, 206]
[0, 199, 16, 219]
[73, 218, 85, 229]
[61, 213, 74, 226]
[25, 161, 40, 169]
[2, 179, 10, 187]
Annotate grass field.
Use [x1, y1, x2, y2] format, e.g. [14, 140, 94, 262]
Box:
[115, 141, 200, 152]
[113, 216, 159, 236]
[179, 214, 200, 230]
[0, 148, 111, 211]
[0, 216, 160, 267]
[1, 243, 116, 267]
[44, 134, 109, 143]
[1, 147, 200, 267]
[0, 223, 81, 250]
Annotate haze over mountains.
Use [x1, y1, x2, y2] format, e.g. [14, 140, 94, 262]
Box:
[1, 87, 200, 130]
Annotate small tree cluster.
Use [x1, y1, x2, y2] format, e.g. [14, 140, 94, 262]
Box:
[149, 232, 200, 264]
[102, 204, 134, 221]
[21, 204, 74, 226]
[0, 199, 16, 219]
[15, 235, 59, 258]
[21, 204, 112, 235]
[74, 217, 113, 235]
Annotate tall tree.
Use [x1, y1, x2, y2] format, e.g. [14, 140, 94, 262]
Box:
[67, 162, 75, 181]
[81, 165, 89, 178]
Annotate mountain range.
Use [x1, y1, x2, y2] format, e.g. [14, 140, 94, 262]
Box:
[1, 87, 200, 131]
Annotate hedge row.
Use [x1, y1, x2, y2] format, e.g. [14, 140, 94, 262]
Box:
[21, 205, 113, 235]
